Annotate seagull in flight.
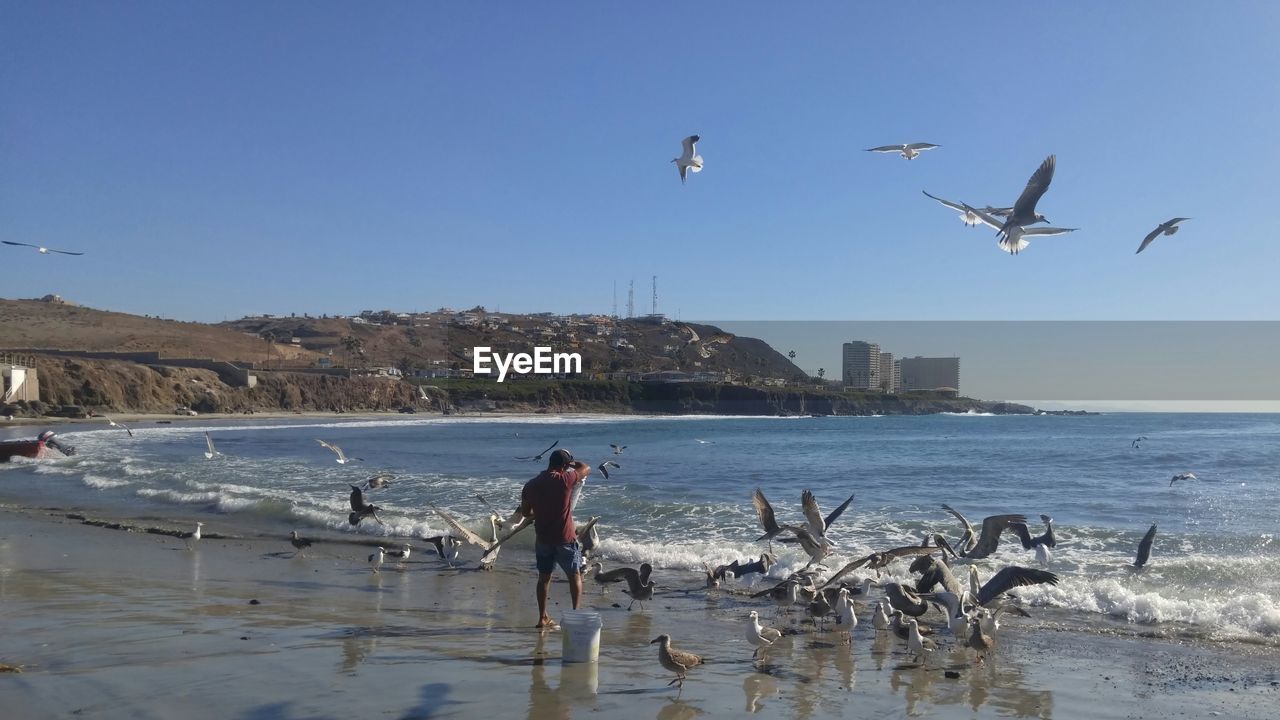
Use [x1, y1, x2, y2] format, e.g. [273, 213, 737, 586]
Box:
[993, 154, 1058, 242]
[597, 460, 620, 479]
[610, 444, 626, 455]
[1136, 218, 1191, 254]
[100, 414, 134, 438]
[962, 203, 1077, 254]
[1170, 472, 1198, 487]
[673, 135, 703, 184]
[348, 485, 384, 526]
[865, 143, 939, 160]
[922, 191, 1016, 228]
[1131, 436, 1148, 449]
[316, 439, 363, 464]
[515, 440, 559, 461]
[2, 240, 85, 256]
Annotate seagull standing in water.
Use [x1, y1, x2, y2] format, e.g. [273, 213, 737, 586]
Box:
[2, 240, 85, 255]
[746, 610, 782, 659]
[651, 634, 703, 691]
[673, 135, 703, 184]
[368, 547, 385, 574]
[316, 439, 363, 464]
[184, 522, 204, 550]
[865, 142, 940, 160]
[425, 534, 461, 567]
[1136, 218, 1191, 254]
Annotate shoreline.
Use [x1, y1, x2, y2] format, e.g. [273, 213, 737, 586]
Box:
[2, 503, 1277, 719]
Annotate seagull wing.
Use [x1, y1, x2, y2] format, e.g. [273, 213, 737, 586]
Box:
[967, 514, 1029, 559]
[800, 490, 826, 537]
[3, 240, 39, 248]
[1135, 524, 1157, 567]
[316, 439, 343, 460]
[639, 561, 653, 586]
[349, 485, 368, 511]
[961, 203, 1005, 231]
[1020, 226, 1077, 236]
[682, 135, 699, 158]
[822, 492, 855, 532]
[1012, 154, 1056, 219]
[49, 248, 85, 255]
[905, 143, 939, 151]
[865, 145, 905, 153]
[753, 488, 783, 540]
[940, 504, 976, 545]
[976, 566, 1059, 606]
[205, 432, 216, 455]
[922, 191, 967, 212]
[430, 505, 493, 550]
[1136, 226, 1164, 254]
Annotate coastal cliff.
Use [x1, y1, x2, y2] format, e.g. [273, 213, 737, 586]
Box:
[3, 357, 1034, 418]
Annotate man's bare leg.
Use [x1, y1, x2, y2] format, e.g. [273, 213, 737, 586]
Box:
[568, 569, 583, 610]
[536, 572, 554, 628]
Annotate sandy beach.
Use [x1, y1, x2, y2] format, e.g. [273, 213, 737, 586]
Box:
[1, 504, 1277, 720]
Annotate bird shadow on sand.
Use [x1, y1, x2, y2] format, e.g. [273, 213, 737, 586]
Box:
[397, 682, 462, 720]
[236, 701, 336, 720]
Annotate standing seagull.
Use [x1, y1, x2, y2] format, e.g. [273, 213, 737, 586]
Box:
[673, 135, 703, 184]
[203, 432, 219, 460]
[865, 143, 939, 160]
[368, 546, 385, 574]
[184, 522, 204, 551]
[1136, 218, 1191, 254]
[424, 534, 461, 567]
[289, 530, 313, 557]
[316, 439, 363, 464]
[1134, 524, 1158, 568]
[650, 634, 703, 691]
[385, 543, 412, 564]
[2, 240, 85, 256]
[746, 610, 782, 659]
[101, 414, 134, 438]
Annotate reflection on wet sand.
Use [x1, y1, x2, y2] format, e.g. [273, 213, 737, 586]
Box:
[655, 698, 702, 720]
[526, 632, 600, 720]
[879, 644, 1052, 719]
[742, 672, 779, 713]
[340, 628, 377, 674]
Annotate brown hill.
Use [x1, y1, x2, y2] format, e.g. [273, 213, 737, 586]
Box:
[0, 299, 319, 365]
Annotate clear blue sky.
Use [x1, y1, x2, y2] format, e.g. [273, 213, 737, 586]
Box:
[3, 2, 1278, 322]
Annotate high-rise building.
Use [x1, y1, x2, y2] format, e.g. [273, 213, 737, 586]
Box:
[879, 352, 899, 393]
[842, 341, 881, 390]
[899, 356, 960, 393]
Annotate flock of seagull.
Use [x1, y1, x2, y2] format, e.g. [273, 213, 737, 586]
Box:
[673, 135, 1192, 256]
[155, 426, 1197, 693]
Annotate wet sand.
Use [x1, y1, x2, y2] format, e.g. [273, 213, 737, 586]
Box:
[1, 505, 1277, 719]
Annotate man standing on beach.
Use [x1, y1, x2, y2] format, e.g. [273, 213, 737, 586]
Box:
[520, 448, 591, 629]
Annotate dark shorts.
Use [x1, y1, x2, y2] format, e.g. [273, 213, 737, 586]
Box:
[535, 540, 583, 576]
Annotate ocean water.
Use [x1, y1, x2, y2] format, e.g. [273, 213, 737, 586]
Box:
[3, 412, 1278, 643]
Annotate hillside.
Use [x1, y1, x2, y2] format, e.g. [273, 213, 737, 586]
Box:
[221, 311, 808, 382]
[0, 298, 319, 365]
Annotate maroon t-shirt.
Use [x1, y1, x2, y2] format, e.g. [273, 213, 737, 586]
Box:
[521, 467, 580, 545]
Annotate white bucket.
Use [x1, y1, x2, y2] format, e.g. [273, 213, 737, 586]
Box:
[561, 610, 602, 663]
